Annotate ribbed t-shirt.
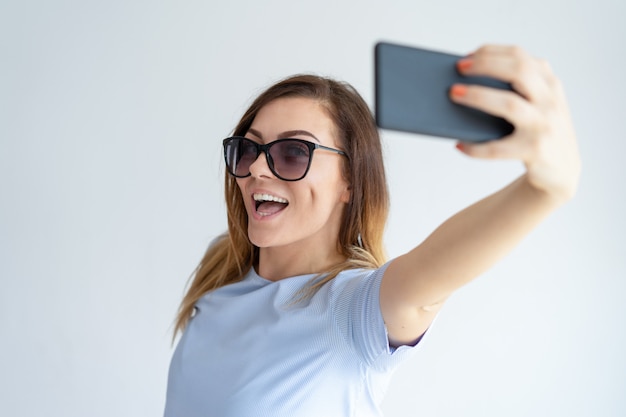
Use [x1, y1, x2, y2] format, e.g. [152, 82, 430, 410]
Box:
[164, 262, 423, 417]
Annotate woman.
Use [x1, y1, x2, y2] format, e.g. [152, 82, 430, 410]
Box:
[164, 45, 580, 416]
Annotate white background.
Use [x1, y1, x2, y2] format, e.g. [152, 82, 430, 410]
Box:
[1, 1, 625, 416]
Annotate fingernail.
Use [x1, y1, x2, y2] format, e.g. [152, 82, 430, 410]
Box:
[457, 58, 473, 72]
[455, 142, 465, 151]
[450, 84, 468, 98]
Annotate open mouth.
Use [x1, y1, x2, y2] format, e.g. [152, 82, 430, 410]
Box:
[253, 193, 289, 217]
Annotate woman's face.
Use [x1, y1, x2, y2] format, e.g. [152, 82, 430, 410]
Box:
[236, 97, 350, 253]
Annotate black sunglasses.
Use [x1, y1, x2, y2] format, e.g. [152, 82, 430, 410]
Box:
[223, 136, 348, 181]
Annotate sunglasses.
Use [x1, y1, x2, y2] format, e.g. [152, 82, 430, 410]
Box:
[223, 136, 348, 181]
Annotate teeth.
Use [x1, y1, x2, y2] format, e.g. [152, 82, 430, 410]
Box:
[253, 193, 288, 204]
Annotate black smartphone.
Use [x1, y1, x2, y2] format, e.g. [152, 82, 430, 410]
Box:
[374, 42, 514, 142]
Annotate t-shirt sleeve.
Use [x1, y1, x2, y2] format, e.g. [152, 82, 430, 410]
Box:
[332, 262, 429, 370]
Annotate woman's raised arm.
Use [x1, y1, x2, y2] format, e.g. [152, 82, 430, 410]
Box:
[380, 45, 581, 347]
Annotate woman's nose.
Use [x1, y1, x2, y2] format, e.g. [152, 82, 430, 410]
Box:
[248, 151, 275, 179]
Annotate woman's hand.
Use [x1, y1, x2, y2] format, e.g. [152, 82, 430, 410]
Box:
[451, 45, 581, 203]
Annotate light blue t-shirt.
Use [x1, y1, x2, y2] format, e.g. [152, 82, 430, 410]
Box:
[164, 263, 423, 417]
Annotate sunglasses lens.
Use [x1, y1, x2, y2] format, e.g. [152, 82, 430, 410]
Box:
[269, 140, 311, 180]
[225, 138, 258, 177]
[224, 138, 313, 180]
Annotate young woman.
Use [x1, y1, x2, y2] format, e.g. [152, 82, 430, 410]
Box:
[164, 45, 580, 416]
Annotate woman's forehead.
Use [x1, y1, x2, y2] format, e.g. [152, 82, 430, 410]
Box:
[249, 97, 339, 146]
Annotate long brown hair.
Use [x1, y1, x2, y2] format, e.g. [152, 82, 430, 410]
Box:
[173, 74, 390, 336]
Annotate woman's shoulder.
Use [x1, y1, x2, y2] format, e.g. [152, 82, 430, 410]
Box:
[322, 262, 391, 295]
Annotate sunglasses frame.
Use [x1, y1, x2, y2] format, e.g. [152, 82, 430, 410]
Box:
[223, 136, 348, 181]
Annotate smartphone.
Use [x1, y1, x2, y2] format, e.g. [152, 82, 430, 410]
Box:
[374, 42, 514, 142]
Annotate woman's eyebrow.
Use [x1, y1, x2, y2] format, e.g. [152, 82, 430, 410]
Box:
[247, 128, 263, 139]
[278, 130, 320, 143]
[247, 128, 320, 143]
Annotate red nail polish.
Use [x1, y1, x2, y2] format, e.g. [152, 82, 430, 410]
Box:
[450, 84, 468, 98]
[455, 142, 465, 151]
[457, 58, 473, 72]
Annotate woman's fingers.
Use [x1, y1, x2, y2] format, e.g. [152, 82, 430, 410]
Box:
[451, 45, 581, 200]
[456, 137, 529, 161]
[457, 45, 557, 103]
[450, 83, 538, 128]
